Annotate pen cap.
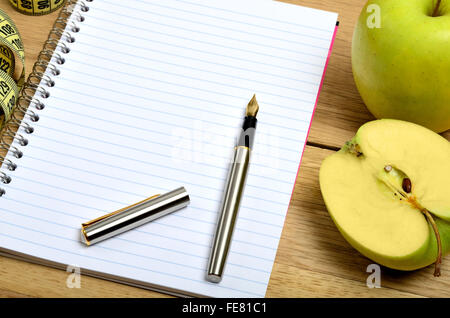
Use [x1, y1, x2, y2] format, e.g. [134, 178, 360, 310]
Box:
[81, 187, 190, 246]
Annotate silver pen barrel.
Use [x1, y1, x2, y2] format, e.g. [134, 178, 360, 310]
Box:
[207, 146, 250, 283]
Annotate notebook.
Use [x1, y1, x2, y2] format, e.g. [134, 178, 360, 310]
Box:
[0, 0, 338, 297]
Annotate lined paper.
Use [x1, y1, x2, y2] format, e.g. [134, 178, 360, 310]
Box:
[0, 0, 337, 297]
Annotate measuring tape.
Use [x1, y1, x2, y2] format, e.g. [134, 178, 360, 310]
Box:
[9, 0, 66, 16]
[0, 8, 25, 126]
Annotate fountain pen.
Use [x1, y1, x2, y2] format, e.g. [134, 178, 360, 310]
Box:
[206, 94, 259, 283]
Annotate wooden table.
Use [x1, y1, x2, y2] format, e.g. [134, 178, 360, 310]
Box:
[1, 0, 449, 298]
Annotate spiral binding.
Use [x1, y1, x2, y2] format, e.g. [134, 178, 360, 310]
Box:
[0, 0, 92, 196]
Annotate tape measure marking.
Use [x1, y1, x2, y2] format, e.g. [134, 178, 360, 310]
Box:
[0, 45, 15, 77]
[0, 8, 26, 125]
[9, 0, 66, 16]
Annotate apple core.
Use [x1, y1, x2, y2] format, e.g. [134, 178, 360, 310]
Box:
[320, 119, 450, 274]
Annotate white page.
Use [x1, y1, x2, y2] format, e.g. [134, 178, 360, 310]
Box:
[0, 0, 337, 297]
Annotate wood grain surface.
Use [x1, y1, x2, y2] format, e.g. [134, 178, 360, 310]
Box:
[0, 0, 449, 298]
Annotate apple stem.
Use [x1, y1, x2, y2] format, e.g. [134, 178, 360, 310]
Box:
[421, 208, 442, 276]
[432, 0, 442, 17]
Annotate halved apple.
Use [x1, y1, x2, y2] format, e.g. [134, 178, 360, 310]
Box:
[319, 119, 450, 275]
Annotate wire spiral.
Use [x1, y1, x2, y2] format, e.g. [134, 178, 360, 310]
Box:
[0, 0, 92, 196]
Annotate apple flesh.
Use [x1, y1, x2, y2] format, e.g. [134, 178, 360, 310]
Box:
[352, 0, 450, 133]
[320, 119, 450, 274]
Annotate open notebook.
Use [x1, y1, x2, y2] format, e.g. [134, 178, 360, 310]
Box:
[0, 0, 338, 297]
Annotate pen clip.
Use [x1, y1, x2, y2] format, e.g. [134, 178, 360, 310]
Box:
[81, 194, 160, 229]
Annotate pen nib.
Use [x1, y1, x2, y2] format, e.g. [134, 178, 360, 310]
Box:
[246, 94, 259, 117]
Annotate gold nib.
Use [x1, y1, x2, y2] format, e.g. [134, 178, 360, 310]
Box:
[246, 94, 259, 117]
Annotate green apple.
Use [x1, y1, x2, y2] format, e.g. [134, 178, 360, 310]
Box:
[319, 119, 450, 275]
[352, 0, 450, 133]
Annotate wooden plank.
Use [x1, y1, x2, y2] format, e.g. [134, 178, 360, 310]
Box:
[0, 256, 171, 298]
[266, 263, 423, 298]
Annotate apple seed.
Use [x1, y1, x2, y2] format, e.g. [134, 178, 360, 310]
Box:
[402, 178, 412, 193]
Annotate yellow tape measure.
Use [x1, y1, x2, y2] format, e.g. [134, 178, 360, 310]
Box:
[9, 0, 66, 16]
[0, 45, 15, 77]
[0, 8, 25, 126]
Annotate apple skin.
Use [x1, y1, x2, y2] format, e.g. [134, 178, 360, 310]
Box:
[329, 212, 450, 271]
[352, 0, 450, 133]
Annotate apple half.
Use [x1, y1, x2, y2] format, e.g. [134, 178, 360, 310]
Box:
[320, 119, 450, 275]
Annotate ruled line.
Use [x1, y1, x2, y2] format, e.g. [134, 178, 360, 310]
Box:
[87, 14, 325, 68]
[79, 31, 322, 83]
[0, 206, 274, 274]
[11, 163, 284, 232]
[171, 0, 334, 33]
[42, 94, 306, 158]
[24, 127, 295, 183]
[11, 172, 283, 241]
[73, 41, 319, 93]
[3, 184, 279, 253]
[24, 122, 295, 190]
[122, 0, 332, 41]
[80, 23, 324, 78]
[11, 151, 289, 216]
[91, 7, 328, 60]
[0, 221, 265, 297]
[2, 193, 282, 250]
[60, 62, 317, 108]
[103, 0, 331, 48]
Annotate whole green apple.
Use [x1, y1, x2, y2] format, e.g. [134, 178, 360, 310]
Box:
[352, 0, 450, 133]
